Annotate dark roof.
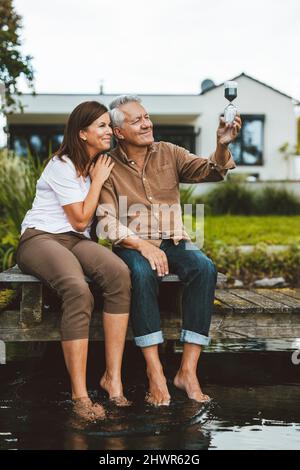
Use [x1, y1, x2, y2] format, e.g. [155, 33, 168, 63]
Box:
[200, 72, 299, 103]
[18, 72, 299, 103]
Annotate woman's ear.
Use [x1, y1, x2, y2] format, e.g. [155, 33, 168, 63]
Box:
[79, 130, 87, 141]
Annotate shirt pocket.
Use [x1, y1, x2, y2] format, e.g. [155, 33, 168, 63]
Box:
[155, 164, 177, 190]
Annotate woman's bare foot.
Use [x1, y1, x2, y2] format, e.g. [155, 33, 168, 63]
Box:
[100, 372, 132, 407]
[173, 370, 211, 403]
[72, 396, 106, 421]
[145, 367, 171, 406]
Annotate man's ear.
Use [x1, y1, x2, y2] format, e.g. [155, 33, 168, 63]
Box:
[113, 127, 125, 140]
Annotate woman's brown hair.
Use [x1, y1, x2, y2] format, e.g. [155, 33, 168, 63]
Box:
[46, 101, 108, 176]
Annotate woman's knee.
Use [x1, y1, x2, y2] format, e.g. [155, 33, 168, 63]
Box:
[100, 260, 132, 314]
[61, 278, 94, 309]
[114, 262, 132, 293]
[103, 257, 131, 289]
[60, 280, 94, 339]
[97, 261, 132, 312]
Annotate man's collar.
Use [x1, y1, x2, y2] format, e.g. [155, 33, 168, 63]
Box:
[110, 142, 158, 163]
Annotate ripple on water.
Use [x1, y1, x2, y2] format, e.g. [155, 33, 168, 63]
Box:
[1, 348, 300, 449]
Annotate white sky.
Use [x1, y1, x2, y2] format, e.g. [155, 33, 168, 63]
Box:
[13, 0, 300, 99]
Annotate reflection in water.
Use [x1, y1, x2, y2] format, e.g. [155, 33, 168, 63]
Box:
[0, 342, 299, 450]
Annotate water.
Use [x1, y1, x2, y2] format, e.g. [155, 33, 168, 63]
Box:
[0, 341, 299, 450]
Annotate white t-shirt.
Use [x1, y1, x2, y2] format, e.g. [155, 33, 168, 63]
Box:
[21, 155, 92, 238]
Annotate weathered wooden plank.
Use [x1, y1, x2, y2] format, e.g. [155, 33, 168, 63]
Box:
[0, 310, 20, 328]
[212, 309, 298, 328]
[20, 283, 43, 327]
[231, 289, 291, 313]
[212, 325, 300, 340]
[0, 266, 40, 283]
[0, 265, 227, 288]
[274, 288, 300, 302]
[214, 289, 261, 313]
[0, 265, 91, 284]
[254, 289, 300, 312]
[162, 272, 229, 286]
[2, 262, 300, 343]
[210, 306, 300, 340]
[1, 308, 300, 342]
[212, 298, 232, 314]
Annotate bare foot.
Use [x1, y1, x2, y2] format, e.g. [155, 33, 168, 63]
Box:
[72, 396, 106, 421]
[145, 368, 171, 406]
[173, 370, 211, 403]
[100, 372, 132, 407]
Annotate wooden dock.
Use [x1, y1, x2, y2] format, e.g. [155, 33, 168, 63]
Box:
[0, 265, 300, 342]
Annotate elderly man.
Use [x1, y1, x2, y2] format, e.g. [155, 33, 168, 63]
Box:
[96, 95, 241, 406]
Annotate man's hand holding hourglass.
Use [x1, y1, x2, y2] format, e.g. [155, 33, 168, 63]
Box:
[217, 114, 242, 146]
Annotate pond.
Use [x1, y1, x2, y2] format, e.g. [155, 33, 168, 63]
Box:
[0, 340, 299, 450]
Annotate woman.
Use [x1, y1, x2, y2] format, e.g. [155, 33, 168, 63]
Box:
[16, 101, 131, 421]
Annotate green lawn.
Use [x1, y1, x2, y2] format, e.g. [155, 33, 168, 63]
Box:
[204, 215, 300, 245]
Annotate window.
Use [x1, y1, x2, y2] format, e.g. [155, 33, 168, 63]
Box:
[229, 115, 265, 166]
[9, 124, 198, 158]
[9, 125, 65, 160]
[153, 125, 196, 153]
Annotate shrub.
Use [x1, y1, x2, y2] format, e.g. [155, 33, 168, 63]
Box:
[256, 187, 300, 215]
[200, 182, 257, 215]
[0, 149, 44, 269]
[0, 289, 18, 312]
[198, 182, 300, 216]
[204, 241, 300, 286]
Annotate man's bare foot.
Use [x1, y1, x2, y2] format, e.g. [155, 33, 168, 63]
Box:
[100, 372, 132, 407]
[173, 370, 211, 403]
[145, 368, 171, 406]
[72, 396, 106, 421]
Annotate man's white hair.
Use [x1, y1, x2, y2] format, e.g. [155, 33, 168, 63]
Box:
[109, 95, 142, 128]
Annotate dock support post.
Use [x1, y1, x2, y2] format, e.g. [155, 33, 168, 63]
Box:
[20, 283, 43, 327]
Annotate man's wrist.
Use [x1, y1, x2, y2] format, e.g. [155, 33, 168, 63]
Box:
[211, 142, 232, 170]
[216, 141, 229, 150]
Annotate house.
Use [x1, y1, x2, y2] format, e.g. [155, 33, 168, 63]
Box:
[6, 73, 300, 181]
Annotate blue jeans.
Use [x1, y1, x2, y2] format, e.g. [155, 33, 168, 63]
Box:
[114, 240, 218, 348]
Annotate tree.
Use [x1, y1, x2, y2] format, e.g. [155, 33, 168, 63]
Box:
[0, 0, 34, 114]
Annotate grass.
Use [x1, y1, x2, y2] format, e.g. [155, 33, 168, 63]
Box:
[204, 215, 300, 246]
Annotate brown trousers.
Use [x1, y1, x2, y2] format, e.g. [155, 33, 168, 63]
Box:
[16, 228, 131, 340]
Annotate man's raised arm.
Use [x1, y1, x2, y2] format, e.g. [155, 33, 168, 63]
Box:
[175, 115, 241, 183]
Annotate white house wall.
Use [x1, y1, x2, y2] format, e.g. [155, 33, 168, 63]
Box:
[7, 76, 298, 180]
[200, 75, 297, 180]
[8, 94, 203, 120]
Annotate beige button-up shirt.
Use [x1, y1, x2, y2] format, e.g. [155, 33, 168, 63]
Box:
[96, 141, 236, 246]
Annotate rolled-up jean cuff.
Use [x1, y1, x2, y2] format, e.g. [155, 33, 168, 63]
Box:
[134, 330, 164, 348]
[180, 329, 211, 346]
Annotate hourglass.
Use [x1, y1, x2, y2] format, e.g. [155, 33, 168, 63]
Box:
[224, 81, 238, 123]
